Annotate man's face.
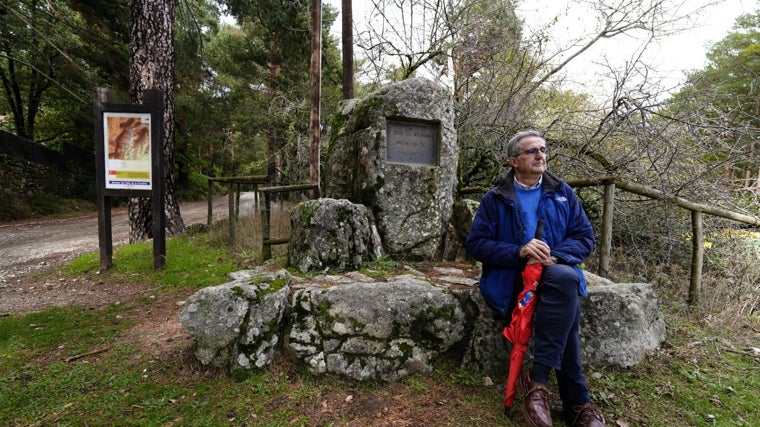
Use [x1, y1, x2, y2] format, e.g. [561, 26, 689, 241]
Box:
[509, 136, 547, 176]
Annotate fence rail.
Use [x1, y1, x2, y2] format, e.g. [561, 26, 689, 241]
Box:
[565, 176, 760, 306]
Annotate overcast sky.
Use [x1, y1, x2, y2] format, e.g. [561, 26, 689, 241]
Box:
[324, 0, 757, 91]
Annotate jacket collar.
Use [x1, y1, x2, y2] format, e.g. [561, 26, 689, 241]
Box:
[493, 170, 563, 199]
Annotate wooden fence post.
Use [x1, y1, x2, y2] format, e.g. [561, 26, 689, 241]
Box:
[258, 183, 319, 260]
[207, 180, 213, 226]
[689, 210, 704, 306]
[228, 182, 235, 244]
[262, 191, 272, 260]
[235, 182, 241, 219]
[599, 182, 615, 278]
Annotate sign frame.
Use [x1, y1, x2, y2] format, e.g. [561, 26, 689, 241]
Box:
[94, 88, 165, 269]
[96, 102, 162, 197]
[102, 111, 154, 192]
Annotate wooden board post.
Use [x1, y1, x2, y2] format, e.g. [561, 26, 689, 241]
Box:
[94, 88, 115, 270]
[93, 87, 165, 270]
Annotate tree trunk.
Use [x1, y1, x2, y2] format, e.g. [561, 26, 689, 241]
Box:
[128, 0, 185, 242]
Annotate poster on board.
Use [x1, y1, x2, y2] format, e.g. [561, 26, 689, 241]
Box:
[103, 112, 152, 190]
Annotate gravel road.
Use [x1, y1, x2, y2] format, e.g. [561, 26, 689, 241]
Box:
[0, 193, 259, 282]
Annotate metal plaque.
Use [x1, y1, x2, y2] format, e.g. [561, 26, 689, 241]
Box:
[386, 120, 439, 165]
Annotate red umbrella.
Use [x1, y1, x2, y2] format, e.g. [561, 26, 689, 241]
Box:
[502, 220, 544, 415]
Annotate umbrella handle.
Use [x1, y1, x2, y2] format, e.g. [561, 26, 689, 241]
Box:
[535, 219, 544, 240]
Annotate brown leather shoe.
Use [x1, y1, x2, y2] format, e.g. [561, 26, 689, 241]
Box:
[563, 402, 606, 427]
[518, 372, 553, 427]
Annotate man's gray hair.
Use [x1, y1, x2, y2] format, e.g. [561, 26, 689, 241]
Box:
[507, 130, 544, 158]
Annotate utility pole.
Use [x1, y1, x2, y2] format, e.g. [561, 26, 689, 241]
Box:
[310, 0, 322, 191]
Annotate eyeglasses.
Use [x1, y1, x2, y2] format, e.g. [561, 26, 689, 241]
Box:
[513, 146, 548, 157]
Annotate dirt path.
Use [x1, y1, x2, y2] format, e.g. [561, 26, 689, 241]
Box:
[0, 193, 258, 314]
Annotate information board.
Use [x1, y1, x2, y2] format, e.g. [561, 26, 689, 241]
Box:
[103, 112, 152, 190]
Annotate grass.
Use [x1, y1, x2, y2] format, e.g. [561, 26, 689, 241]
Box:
[1, 212, 759, 426]
[64, 235, 241, 290]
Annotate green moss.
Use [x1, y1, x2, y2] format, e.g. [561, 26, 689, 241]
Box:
[231, 286, 244, 297]
[317, 299, 335, 324]
[265, 315, 283, 338]
[373, 130, 383, 151]
[352, 95, 384, 130]
[397, 341, 414, 358]
[348, 317, 365, 332]
[267, 276, 289, 293]
[318, 299, 331, 315]
[327, 112, 348, 152]
[408, 306, 457, 346]
[295, 201, 318, 225]
[342, 352, 358, 366]
[426, 305, 457, 323]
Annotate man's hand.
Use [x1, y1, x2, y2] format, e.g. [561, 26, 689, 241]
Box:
[520, 238, 551, 262]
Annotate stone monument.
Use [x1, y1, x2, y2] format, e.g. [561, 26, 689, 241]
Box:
[323, 78, 458, 260]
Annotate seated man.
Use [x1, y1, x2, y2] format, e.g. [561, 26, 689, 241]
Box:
[465, 130, 605, 427]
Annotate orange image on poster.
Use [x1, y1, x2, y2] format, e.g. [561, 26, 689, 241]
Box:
[107, 116, 151, 161]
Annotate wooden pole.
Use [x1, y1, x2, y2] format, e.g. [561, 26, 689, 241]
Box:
[310, 0, 322, 192]
[258, 183, 319, 260]
[235, 182, 241, 219]
[598, 182, 615, 278]
[341, 0, 354, 99]
[262, 192, 272, 260]
[689, 210, 704, 306]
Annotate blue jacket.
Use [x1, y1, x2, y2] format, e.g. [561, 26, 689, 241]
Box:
[465, 170, 595, 314]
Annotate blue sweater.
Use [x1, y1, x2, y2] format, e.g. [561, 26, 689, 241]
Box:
[465, 170, 596, 313]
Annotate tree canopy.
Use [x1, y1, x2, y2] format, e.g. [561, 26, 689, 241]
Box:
[671, 11, 760, 193]
[1, 0, 757, 279]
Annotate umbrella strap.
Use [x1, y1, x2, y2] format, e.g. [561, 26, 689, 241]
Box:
[512, 342, 528, 352]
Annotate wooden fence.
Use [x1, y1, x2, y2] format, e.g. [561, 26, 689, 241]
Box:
[257, 183, 319, 259]
[566, 176, 760, 306]
[207, 175, 268, 244]
[207, 175, 318, 255]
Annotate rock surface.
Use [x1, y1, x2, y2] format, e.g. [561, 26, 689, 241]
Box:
[178, 269, 291, 371]
[180, 267, 666, 379]
[287, 276, 468, 382]
[581, 272, 667, 367]
[288, 198, 382, 274]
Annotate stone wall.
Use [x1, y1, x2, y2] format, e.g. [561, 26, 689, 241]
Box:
[0, 131, 95, 220]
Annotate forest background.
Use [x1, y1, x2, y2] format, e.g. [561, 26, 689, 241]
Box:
[1, 0, 758, 309]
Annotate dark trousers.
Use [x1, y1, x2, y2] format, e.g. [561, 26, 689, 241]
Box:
[533, 264, 591, 405]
